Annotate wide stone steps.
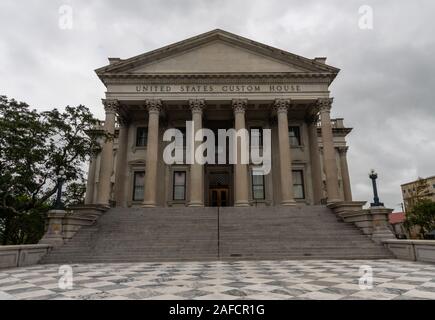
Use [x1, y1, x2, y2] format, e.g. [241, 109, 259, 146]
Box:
[41, 206, 393, 264]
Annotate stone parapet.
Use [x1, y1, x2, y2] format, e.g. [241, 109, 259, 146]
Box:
[384, 239, 435, 263]
[0, 244, 52, 269]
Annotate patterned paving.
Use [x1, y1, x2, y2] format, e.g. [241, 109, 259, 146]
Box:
[0, 259, 434, 300]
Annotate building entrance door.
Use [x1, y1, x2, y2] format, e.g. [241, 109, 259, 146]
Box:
[209, 188, 229, 207]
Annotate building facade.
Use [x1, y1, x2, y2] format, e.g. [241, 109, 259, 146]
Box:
[401, 175, 435, 211]
[85, 29, 353, 208]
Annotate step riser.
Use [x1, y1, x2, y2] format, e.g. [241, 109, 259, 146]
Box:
[41, 206, 393, 264]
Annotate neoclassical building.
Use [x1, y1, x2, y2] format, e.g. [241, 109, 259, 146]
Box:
[85, 29, 353, 208]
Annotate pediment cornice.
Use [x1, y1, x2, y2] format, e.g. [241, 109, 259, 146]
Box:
[96, 29, 339, 85]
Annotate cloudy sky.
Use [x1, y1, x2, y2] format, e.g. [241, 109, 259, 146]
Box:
[1, 0, 434, 211]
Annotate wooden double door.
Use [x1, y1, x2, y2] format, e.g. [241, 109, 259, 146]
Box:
[209, 188, 229, 207]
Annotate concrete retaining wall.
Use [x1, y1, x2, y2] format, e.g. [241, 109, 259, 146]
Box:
[383, 240, 435, 263]
[0, 245, 52, 269]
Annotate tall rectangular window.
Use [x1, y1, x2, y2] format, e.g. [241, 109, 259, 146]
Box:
[252, 173, 265, 200]
[133, 171, 145, 201]
[175, 127, 186, 148]
[293, 170, 305, 199]
[250, 127, 263, 147]
[289, 126, 301, 146]
[136, 127, 148, 147]
[173, 171, 186, 201]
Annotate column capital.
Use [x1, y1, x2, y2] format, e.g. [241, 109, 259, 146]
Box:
[102, 99, 119, 114]
[337, 146, 349, 155]
[317, 98, 334, 113]
[189, 99, 205, 114]
[117, 115, 130, 127]
[274, 99, 291, 114]
[145, 99, 162, 114]
[232, 99, 248, 114]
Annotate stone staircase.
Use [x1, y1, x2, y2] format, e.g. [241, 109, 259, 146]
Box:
[41, 206, 392, 264]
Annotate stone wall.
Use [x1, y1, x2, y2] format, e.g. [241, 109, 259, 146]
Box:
[0, 245, 52, 269]
[383, 240, 435, 263]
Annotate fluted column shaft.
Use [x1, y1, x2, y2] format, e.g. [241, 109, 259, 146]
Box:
[307, 117, 323, 205]
[97, 99, 118, 206]
[189, 99, 205, 207]
[339, 147, 352, 201]
[114, 118, 129, 207]
[142, 100, 162, 207]
[275, 99, 296, 206]
[318, 98, 341, 203]
[233, 99, 250, 207]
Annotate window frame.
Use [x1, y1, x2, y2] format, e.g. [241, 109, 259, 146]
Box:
[292, 170, 305, 200]
[132, 171, 145, 201]
[250, 126, 263, 148]
[173, 171, 187, 201]
[289, 126, 301, 146]
[251, 173, 265, 200]
[136, 127, 148, 147]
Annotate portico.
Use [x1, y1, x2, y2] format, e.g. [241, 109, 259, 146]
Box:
[86, 29, 353, 208]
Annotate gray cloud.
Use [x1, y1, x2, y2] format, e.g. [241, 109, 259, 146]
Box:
[0, 0, 434, 211]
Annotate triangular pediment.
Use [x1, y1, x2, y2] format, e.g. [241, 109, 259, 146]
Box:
[130, 40, 306, 73]
[96, 29, 339, 78]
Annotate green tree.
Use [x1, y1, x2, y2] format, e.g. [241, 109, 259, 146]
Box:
[404, 199, 435, 239]
[0, 95, 107, 245]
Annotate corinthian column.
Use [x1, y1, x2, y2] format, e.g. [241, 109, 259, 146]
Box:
[233, 99, 250, 207]
[142, 100, 162, 208]
[338, 146, 352, 201]
[274, 99, 296, 206]
[189, 99, 205, 207]
[318, 98, 340, 203]
[114, 116, 130, 207]
[85, 156, 97, 205]
[97, 99, 118, 207]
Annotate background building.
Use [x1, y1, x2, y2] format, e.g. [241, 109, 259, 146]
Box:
[401, 175, 435, 212]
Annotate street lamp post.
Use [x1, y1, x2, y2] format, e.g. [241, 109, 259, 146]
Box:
[369, 169, 384, 207]
[55, 168, 67, 209]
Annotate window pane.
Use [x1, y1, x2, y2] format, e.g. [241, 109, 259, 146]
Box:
[250, 127, 262, 147]
[292, 170, 305, 199]
[174, 171, 186, 186]
[133, 171, 145, 201]
[292, 171, 302, 184]
[173, 171, 186, 200]
[294, 185, 304, 199]
[136, 128, 148, 147]
[289, 126, 301, 146]
[252, 173, 265, 200]
[253, 186, 265, 200]
[175, 127, 186, 148]
[174, 186, 185, 200]
[252, 174, 264, 186]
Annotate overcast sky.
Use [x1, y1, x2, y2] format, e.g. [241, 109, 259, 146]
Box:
[1, 0, 434, 211]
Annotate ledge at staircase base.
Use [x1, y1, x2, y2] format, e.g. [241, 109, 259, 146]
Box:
[328, 202, 395, 244]
[39, 205, 108, 247]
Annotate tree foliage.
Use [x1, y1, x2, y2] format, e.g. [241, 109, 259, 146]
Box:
[404, 199, 435, 239]
[0, 95, 106, 245]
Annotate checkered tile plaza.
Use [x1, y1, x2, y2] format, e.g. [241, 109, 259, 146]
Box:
[1, 259, 435, 300]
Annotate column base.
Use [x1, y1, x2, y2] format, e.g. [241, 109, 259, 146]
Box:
[142, 201, 157, 208]
[327, 198, 342, 205]
[235, 201, 250, 207]
[281, 199, 297, 206]
[188, 201, 204, 207]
